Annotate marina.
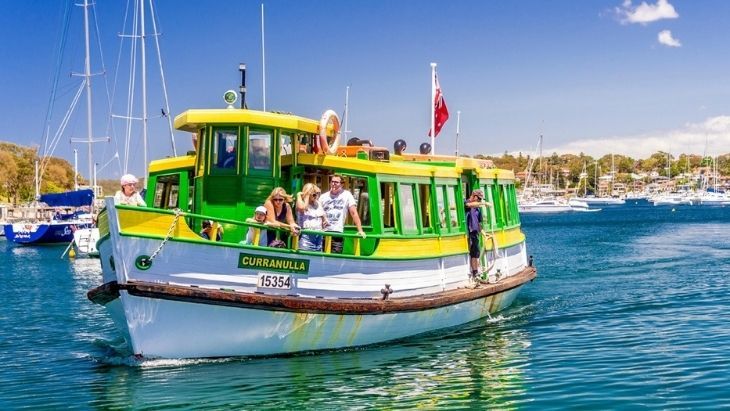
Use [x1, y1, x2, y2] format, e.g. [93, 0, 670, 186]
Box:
[2, 203, 728, 408]
[3, 0, 730, 408]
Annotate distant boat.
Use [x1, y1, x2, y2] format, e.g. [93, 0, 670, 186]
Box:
[572, 195, 626, 206]
[3, 190, 94, 245]
[518, 197, 574, 213]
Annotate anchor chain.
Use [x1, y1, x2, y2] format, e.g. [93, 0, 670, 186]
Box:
[138, 208, 182, 269]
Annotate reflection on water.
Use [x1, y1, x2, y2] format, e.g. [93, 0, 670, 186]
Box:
[88, 314, 532, 409]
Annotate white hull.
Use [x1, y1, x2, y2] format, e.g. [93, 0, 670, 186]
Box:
[73, 227, 99, 256]
[572, 196, 625, 206]
[93, 200, 534, 358]
[108, 285, 524, 358]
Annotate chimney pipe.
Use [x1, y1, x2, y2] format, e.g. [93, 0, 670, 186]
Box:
[239, 63, 247, 109]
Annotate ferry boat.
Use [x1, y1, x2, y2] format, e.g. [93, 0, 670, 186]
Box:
[87, 102, 536, 359]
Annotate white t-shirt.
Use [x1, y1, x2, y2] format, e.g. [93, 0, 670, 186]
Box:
[298, 202, 326, 230]
[319, 189, 356, 233]
[114, 190, 147, 206]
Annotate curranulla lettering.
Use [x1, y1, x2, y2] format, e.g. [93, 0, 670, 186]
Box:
[240, 256, 306, 271]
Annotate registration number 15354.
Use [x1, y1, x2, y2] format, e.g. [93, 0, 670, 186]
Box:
[257, 273, 292, 289]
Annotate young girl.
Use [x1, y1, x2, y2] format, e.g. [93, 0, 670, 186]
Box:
[296, 183, 328, 251]
[114, 174, 146, 206]
[263, 187, 299, 246]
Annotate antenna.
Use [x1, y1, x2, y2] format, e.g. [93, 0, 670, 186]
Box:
[342, 85, 351, 143]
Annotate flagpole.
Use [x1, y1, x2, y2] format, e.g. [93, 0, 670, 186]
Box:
[455, 110, 461, 157]
[430, 62, 436, 155]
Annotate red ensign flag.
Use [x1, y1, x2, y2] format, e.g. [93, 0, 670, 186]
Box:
[429, 74, 449, 137]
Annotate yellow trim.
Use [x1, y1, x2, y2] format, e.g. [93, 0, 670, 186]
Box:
[485, 227, 525, 251]
[174, 109, 320, 133]
[98, 208, 109, 238]
[148, 155, 196, 173]
[297, 154, 459, 178]
[118, 208, 200, 240]
[477, 168, 515, 180]
[372, 235, 466, 258]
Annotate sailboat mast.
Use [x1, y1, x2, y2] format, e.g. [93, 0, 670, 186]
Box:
[140, 0, 149, 178]
[82, 0, 94, 186]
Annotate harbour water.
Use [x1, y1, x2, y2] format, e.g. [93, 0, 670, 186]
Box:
[1, 202, 729, 409]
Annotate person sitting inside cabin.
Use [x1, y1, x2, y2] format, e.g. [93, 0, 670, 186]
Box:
[114, 174, 147, 206]
[296, 183, 328, 251]
[242, 206, 269, 246]
[200, 220, 223, 241]
[465, 189, 492, 279]
[264, 187, 300, 247]
[221, 145, 236, 168]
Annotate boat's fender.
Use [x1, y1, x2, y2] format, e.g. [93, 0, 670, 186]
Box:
[315, 109, 341, 155]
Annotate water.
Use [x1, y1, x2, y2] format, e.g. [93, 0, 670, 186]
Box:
[2, 203, 729, 409]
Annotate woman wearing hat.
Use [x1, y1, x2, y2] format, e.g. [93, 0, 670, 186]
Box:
[114, 174, 146, 206]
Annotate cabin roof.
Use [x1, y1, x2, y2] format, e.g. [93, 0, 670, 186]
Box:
[174, 109, 320, 133]
[149, 155, 196, 173]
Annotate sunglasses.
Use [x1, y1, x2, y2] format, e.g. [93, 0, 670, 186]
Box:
[273, 198, 284, 202]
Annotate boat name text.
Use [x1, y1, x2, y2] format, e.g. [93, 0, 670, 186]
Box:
[238, 253, 309, 274]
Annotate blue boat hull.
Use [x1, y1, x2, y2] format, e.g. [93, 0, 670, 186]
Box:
[3, 222, 91, 245]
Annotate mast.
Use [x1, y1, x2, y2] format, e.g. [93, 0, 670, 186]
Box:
[140, 0, 148, 178]
[71, 0, 106, 190]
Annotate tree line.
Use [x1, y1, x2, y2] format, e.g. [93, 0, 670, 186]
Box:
[0, 142, 119, 204]
[478, 151, 730, 190]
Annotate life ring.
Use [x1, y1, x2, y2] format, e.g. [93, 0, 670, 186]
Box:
[315, 109, 341, 155]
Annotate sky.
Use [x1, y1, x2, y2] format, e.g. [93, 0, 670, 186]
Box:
[2, 0, 730, 180]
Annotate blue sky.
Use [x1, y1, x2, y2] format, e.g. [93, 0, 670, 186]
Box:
[2, 0, 730, 180]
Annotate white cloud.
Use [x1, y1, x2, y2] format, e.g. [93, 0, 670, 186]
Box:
[617, 0, 679, 25]
[657, 29, 681, 47]
[543, 116, 730, 159]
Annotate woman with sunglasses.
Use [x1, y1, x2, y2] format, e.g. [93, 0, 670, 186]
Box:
[263, 187, 299, 247]
[295, 183, 328, 251]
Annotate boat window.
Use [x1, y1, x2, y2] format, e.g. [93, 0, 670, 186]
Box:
[152, 174, 180, 209]
[280, 133, 292, 156]
[435, 185, 448, 230]
[418, 184, 432, 232]
[398, 183, 418, 234]
[212, 129, 238, 170]
[349, 177, 370, 227]
[483, 183, 497, 230]
[446, 186, 459, 230]
[248, 129, 272, 171]
[380, 182, 396, 230]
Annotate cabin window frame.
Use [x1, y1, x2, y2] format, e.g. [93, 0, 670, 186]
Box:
[209, 126, 240, 175]
[247, 127, 274, 176]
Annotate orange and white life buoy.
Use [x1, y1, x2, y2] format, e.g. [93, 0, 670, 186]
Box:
[315, 109, 341, 155]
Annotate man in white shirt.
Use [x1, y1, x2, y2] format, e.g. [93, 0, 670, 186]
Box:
[319, 174, 366, 253]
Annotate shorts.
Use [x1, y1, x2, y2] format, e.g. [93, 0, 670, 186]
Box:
[468, 231, 480, 258]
